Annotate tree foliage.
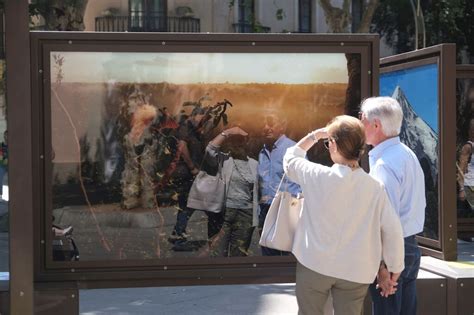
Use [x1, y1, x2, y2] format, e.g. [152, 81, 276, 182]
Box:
[29, 0, 88, 31]
[423, 0, 473, 62]
[373, 0, 474, 61]
[371, 0, 415, 53]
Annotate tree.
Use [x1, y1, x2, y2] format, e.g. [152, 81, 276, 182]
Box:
[29, 0, 88, 31]
[371, 0, 415, 53]
[373, 0, 474, 62]
[423, 0, 473, 62]
[319, 0, 379, 33]
[318, 0, 380, 116]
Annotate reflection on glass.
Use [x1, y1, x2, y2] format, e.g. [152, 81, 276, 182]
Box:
[49, 51, 361, 261]
[0, 129, 7, 272]
[456, 78, 474, 241]
[380, 64, 439, 240]
[0, 56, 8, 274]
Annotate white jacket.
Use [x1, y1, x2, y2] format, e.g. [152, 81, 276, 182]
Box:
[284, 146, 405, 284]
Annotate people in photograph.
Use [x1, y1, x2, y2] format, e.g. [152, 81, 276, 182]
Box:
[257, 112, 301, 256]
[0, 130, 7, 196]
[52, 216, 73, 237]
[457, 117, 474, 218]
[52, 225, 73, 237]
[204, 126, 259, 257]
[169, 106, 223, 251]
[457, 86, 474, 220]
[360, 97, 426, 315]
[283, 115, 405, 315]
[121, 104, 159, 209]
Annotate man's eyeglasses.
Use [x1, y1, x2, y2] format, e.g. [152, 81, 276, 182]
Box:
[358, 111, 364, 120]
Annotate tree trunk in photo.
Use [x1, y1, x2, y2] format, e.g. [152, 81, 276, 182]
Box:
[319, 0, 379, 115]
[344, 54, 361, 116]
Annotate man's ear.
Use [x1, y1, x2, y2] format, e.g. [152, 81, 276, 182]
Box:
[373, 118, 380, 129]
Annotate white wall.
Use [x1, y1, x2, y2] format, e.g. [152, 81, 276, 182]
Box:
[212, 0, 237, 33]
[255, 0, 297, 33]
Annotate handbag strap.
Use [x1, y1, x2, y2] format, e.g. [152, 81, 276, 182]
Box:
[275, 173, 287, 194]
[199, 144, 224, 179]
[216, 152, 223, 179]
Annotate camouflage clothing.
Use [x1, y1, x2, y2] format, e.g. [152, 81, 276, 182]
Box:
[121, 131, 158, 209]
[211, 207, 254, 257]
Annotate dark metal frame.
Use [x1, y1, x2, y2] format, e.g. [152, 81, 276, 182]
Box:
[6, 0, 34, 314]
[380, 44, 457, 261]
[420, 258, 474, 314]
[455, 64, 474, 240]
[30, 32, 379, 285]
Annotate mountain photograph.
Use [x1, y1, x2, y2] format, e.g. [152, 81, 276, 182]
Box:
[392, 85, 439, 239]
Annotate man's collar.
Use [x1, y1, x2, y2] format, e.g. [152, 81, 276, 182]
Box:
[369, 136, 400, 159]
[263, 134, 286, 151]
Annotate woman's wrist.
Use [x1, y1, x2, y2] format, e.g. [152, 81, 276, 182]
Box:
[307, 131, 317, 142]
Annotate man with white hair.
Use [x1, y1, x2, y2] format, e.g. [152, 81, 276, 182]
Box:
[359, 96, 426, 315]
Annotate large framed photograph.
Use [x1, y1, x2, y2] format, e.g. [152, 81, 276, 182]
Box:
[31, 32, 378, 283]
[379, 44, 456, 260]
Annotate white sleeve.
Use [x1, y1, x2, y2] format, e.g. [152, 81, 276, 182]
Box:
[283, 146, 322, 187]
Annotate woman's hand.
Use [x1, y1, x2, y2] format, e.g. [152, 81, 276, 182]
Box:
[376, 267, 399, 297]
[190, 167, 199, 176]
[224, 126, 248, 137]
[311, 127, 329, 142]
[210, 126, 249, 147]
[295, 127, 329, 152]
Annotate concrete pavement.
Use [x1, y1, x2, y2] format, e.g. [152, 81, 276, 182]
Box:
[80, 283, 298, 315]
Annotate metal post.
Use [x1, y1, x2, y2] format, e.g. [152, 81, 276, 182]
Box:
[417, 0, 426, 48]
[409, 0, 419, 50]
[5, 0, 34, 313]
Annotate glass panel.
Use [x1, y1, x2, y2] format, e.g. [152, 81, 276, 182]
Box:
[149, 0, 166, 15]
[298, 0, 311, 33]
[456, 77, 474, 241]
[130, 0, 144, 11]
[49, 51, 360, 261]
[130, 0, 145, 29]
[0, 7, 9, 280]
[380, 63, 439, 240]
[238, 0, 254, 24]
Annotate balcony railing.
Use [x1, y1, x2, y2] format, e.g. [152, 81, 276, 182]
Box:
[95, 15, 200, 33]
[232, 22, 271, 33]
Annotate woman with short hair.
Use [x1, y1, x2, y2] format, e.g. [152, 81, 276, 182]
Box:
[283, 115, 405, 315]
[205, 126, 259, 257]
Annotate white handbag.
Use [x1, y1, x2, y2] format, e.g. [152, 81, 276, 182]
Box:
[259, 175, 303, 252]
[186, 155, 225, 213]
